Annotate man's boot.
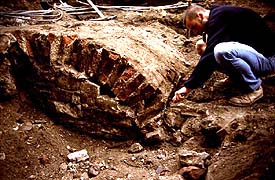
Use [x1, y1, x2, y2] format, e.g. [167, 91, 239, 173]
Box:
[228, 86, 263, 106]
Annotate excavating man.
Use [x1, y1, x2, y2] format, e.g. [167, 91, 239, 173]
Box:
[173, 4, 275, 106]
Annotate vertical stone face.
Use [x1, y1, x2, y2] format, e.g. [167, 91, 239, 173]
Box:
[0, 34, 17, 99]
[0, 22, 188, 140]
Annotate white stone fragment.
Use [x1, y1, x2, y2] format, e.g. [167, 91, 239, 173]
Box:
[67, 149, 89, 162]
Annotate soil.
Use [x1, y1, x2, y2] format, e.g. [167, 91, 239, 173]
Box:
[1, 0, 275, 180]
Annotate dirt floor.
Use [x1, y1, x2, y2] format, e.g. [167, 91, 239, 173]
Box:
[1, 0, 275, 180]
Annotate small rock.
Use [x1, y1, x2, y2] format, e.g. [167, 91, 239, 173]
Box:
[145, 127, 168, 142]
[178, 166, 206, 180]
[88, 164, 100, 177]
[178, 149, 210, 168]
[66, 145, 77, 152]
[59, 162, 67, 172]
[156, 166, 170, 176]
[28, 175, 36, 179]
[32, 119, 47, 124]
[67, 162, 78, 172]
[22, 122, 33, 131]
[128, 143, 144, 153]
[0, 152, 5, 160]
[39, 154, 50, 165]
[80, 172, 89, 180]
[159, 174, 184, 180]
[172, 130, 184, 144]
[13, 126, 19, 131]
[67, 149, 89, 162]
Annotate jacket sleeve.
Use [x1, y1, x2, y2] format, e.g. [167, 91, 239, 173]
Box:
[183, 50, 218, 89]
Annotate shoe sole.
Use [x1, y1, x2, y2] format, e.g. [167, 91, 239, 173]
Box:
[213, 82, 233, 88]
[228, 93, 263, 107]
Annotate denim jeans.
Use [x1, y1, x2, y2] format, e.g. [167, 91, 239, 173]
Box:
[214, 42, 275, 91]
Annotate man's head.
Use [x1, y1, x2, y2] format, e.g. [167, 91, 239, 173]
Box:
[183, 5, 210, 35]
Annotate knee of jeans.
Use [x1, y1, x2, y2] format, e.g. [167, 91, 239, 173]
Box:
[214, 42, 234, 64]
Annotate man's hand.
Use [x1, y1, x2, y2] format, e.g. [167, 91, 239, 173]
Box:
[195, 39, 206, 56]
[172, 86, 191, 103]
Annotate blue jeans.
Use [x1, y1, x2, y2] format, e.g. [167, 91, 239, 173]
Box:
[214, 42, 275, 91]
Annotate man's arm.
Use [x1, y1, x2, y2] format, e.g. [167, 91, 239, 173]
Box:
[172, 51, 217, 103]
[183, 51, 217, 89]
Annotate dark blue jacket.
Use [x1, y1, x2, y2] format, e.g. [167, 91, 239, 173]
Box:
[184, 5, 275, 89]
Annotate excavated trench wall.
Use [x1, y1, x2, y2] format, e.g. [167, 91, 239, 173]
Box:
[0, 21, 189, 141]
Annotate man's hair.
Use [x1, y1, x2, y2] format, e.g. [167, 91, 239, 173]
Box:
[183, 5, 206, 27]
